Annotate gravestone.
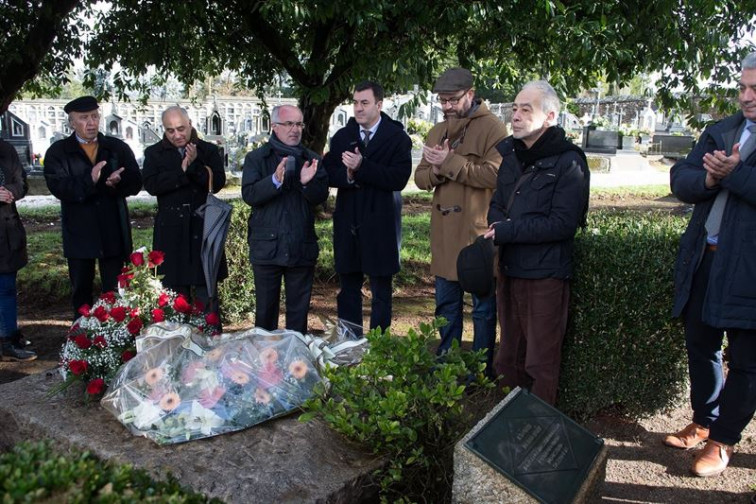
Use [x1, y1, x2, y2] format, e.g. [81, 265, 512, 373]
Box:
[0, 370, 382, 504]
[652, 134, 695, 159]
[452, 387, 607, 504]
[582, 127, 617, 155]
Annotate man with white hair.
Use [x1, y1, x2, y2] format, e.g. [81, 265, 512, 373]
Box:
[142, 106, 226, 323]
[44, 96, 142, 319]
[665, 51, 756, 477]
[484, 80, 589, 405]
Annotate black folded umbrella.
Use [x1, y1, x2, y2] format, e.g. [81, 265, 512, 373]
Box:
[195, 166, 232, 313]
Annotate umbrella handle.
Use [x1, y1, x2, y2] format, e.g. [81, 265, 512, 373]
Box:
[205, 165, 213, 193]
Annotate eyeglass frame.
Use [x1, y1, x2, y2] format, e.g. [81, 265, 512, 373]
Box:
[274, 121, 306, 129]
[437, 89, 471, 106]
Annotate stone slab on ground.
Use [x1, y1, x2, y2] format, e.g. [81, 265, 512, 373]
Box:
[452, 389, 607, 504]
[0, 370, 381, 504]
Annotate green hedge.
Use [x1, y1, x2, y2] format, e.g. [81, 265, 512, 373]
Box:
[0, 441, 221, 503]
[559, 209, 689, 419]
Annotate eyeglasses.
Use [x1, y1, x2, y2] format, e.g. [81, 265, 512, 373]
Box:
[274, 121, 306, 129]
[437, 89, 470, 106]
[436, 204, 462, 216]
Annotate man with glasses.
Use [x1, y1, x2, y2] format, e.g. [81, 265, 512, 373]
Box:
[44, 96, 142, 320]
[242, 105, 328, 334]
[324, 81, 412, 334]
[415, 68, 508, 376]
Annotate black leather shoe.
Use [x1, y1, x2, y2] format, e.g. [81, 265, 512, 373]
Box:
[1, 342, 37, 362]
[11, 330, 32, 348]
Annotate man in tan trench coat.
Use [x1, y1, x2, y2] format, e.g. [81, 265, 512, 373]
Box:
[414, 68, 508, 376]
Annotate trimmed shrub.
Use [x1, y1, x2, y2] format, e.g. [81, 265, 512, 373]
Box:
[301, 320, 495, 504]
[559, 209, 689, 419]
[0, 440, 221, 503]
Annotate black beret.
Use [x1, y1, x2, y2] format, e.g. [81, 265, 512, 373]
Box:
[457, 235, 495, 298]
[64, 96, 99, 114]
[433, 68, 474, 93]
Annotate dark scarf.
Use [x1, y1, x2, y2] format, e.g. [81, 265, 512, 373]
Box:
[513, 126, 590, 227]
[513, 126, 587, 167]
[268, 133, 309, 188]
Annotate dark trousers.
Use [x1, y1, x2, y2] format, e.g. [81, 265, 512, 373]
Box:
[684, 249, 756, 445]
[493, 276, 570, 405]
[68, 256, 123, 320]
[337, 272, 392, 335]
[252, 264, 313, 334]
[434, 276, 497, 375]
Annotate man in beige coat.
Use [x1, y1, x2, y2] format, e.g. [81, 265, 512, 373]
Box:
[415, 68, 508, 376]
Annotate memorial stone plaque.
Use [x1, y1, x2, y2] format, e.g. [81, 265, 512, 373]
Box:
[464, 388, 604, 504]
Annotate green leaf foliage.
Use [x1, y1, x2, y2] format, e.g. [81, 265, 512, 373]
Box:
[301, 320, 494, 503]
[0, 440, 223, 503]
[559, 209, 689, 419]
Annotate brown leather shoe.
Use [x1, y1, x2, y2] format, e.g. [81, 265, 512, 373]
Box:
[663, 422, 709, 449]
[691, 440, 734, 477]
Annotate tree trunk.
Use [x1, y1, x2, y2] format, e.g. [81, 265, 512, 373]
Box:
[299, 91, 348, 154]
[0, 0, 81, 114]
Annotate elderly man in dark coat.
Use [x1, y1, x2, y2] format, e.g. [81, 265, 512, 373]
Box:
[324, 81, 412, 334]
[143, 106, 226, 316]
[44, 96, 142, 319]
[242, 104, 328, 334]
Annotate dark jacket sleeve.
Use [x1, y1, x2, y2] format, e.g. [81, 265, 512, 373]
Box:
[493, 154, 586, 245]
[353, 133, 412, 192]
[109, 141, 142, 198]
[241, 150, 282, 207]
[43, 146, 98, 203]
[143, 147, 187, 196]
[670, 130, 720, 205]
[2, 143, 27, 201]
[323, 137, 354, 189]
[187, 143, 225, 193]
[488, 176, 508, 225]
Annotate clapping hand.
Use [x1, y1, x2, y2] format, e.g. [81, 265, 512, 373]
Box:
[301, 159, 318, 185]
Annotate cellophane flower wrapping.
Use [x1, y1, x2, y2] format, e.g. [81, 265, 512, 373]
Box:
[101, 324, 324, 445]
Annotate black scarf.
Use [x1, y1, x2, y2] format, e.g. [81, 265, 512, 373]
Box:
[268, 133, 309, 188]
[513, 126, 587, 167]
[513, 126, 590, 227]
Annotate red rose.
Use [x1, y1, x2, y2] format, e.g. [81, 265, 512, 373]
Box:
[117, 274, 132, 288]
[121, 350, 135, 362]
[130, 252, 145, 266]
[69, 360, 89, 376]
[129, 308, 140, 318]
[93, 306, 109, 322]
[148, 250, 165, 267]
[205, 312, 220, 327]
[152, 308, 165, 322]
[100, 291, 116, 305]
[86, 378, 105, 396]
[158, 292, 170, 307]
[110, 306, 127, 323]
[73, 334, 92, 349]
[77, 304, 91, 317]
[126, 317, 143, 335]
[173, 295, 192, 314]
[93, 335, 108, 348]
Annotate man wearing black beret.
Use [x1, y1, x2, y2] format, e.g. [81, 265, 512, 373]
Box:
[44, 96, 142, 319]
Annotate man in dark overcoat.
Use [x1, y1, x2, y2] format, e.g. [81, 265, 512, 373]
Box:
[242, 105, 328, 334]
[143, 106, 226, 316]
[664, 51, 756, 478]
[44, 96, 142, 319]
[324, 81, 412, 334]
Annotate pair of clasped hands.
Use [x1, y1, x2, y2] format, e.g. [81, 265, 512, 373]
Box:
[274, 156, 319, 185]
[0, 185, 14, 204]
[703, 142, 743, 188]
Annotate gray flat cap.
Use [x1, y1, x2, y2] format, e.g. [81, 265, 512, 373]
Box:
[433, 68, 474, 93]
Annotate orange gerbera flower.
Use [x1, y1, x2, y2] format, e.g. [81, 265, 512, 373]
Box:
[289, 360, 309, 379]
[254, 388, 271, 404]
[159, 392, 181, 411]
[259, 347, 278, 365]
[145, 367, 164, 386]
[230, 371, 250, 385]
[206, 347, 224, 362]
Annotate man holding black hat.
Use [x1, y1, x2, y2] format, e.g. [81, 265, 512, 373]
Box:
[415, 68, 508, 375]
[44, 96, 142, 319]
[484, 80, 589, 405]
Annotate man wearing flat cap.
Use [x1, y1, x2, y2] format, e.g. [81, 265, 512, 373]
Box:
[415, 68, 508, 376]
[44, 96, 142, 319]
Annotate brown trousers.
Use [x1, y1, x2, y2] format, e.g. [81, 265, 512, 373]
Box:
[493, 276, 570, 405]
